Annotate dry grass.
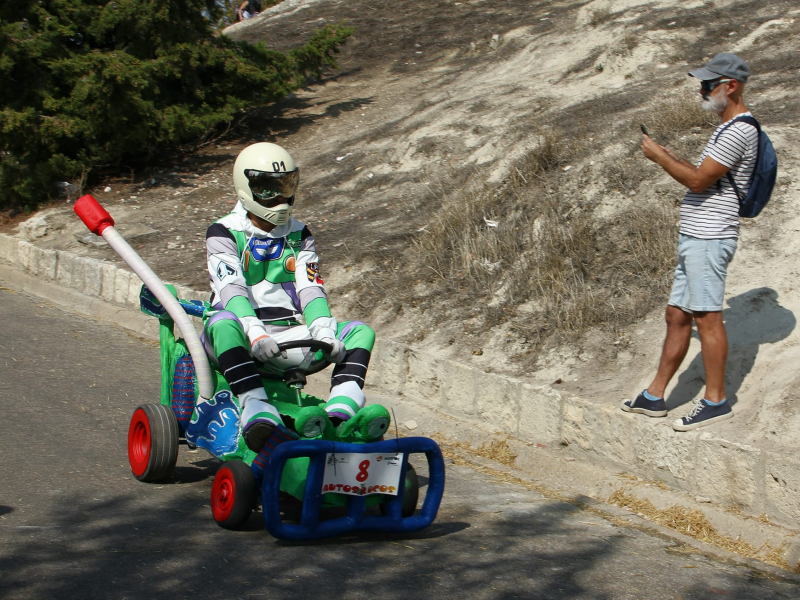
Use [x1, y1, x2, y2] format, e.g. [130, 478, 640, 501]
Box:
[644, 90, 718, 145]
[529, 201, 676, 337]
[413, 181, 519, 291]
[373, 84, 711, 364]
[608, 489, 795, 571]
[477, 439, 518, 467]
[437, 436, 798, 573]
[511, 196, 599, 335]
[588, 8, 615, 28]
[436, 436, 518, 469]
[414, 121, 677, 351]
[596, 203, 677, 296]
[518, 127, 578, 179]
[604, 157, 647, 193]
[415, 126, 583, 302]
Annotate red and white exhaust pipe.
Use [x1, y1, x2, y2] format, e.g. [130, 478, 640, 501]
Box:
[74, 194, 214, 402]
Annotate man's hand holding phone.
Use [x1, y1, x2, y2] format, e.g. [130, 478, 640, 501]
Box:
[640, 124, 680, 164]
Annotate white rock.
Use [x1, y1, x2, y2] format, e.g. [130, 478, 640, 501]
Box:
[19, 217, 49, 240]
[695, 496, 712, 503]
[104, 186, 112, 193]
[404, 420, 419, 431]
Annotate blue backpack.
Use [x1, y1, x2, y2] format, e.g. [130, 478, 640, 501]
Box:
[714, 115, 777, 218]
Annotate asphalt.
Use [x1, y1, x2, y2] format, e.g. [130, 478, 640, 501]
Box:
[2, 285, 799, 599]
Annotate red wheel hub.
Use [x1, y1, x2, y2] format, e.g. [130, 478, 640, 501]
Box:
[128, 408, 151, 477]
[212, 468, 236, 522]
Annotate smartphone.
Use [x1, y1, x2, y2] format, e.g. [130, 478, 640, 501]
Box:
[640, 124, 650, 136]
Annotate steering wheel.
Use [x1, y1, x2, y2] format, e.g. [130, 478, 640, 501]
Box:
[266, 339, 335, 384]
[276, 340, 333, 354]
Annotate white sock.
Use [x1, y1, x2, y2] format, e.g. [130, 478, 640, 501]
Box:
[328, 380, 366, 408]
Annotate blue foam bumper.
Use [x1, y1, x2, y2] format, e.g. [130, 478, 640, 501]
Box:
[262, 437, 446, 541]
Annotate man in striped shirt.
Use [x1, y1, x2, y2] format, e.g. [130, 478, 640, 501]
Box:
[622, 53, 758, 431]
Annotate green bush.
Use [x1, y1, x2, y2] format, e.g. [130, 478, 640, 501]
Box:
[0, 0, 352, 211]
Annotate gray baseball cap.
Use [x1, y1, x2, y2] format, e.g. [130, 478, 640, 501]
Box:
[688, 52, 750, 82]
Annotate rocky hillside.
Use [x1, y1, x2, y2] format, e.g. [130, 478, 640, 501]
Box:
[7, 0, 800, 435]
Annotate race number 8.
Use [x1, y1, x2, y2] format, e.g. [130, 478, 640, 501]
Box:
[355, 460, 370, 482]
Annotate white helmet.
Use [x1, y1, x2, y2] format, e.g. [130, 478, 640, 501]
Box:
[233, 142, 300, 226]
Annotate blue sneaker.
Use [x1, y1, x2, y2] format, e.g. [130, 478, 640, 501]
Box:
[672, 399, 733, 431]
[620, 390, 667, 417]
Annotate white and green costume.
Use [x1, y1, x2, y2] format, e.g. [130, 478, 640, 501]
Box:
[203, 202, 375, 431]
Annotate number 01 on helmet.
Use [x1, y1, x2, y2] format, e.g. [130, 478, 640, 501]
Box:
[233, 143, 300, 226]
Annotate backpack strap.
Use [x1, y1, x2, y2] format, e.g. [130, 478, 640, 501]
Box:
[714, 115, 761, 203]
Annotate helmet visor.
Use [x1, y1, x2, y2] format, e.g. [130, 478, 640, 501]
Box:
[245, 168, 299, 206]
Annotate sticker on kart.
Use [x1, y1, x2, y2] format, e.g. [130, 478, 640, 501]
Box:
[322, 452, 404, 496]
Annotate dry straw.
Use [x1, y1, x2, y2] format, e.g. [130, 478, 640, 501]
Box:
[608, 489, 794, 572]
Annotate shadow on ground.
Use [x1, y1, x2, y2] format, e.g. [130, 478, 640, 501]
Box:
[0, 488, 617, 599]
[1, 483, 790, 599]
[667, 287, 795, 410]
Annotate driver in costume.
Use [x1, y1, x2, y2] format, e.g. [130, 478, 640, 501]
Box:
[203, 142, 375, 455]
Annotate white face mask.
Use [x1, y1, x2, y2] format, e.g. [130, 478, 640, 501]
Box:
[238, 190, 293, 227]
[262, 203, 292, 226]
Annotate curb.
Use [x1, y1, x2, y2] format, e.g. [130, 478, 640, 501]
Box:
[2, 231, 799, 567]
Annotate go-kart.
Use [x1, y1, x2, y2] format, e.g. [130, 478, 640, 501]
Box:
[74, 194, 445, 540]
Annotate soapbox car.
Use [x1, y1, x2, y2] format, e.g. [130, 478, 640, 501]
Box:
[131, 287, 445, 539]
[73, 194, 445, 541]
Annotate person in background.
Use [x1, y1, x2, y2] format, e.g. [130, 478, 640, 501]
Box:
[622, 53, 758, 431]
[238, 0, 261, 22]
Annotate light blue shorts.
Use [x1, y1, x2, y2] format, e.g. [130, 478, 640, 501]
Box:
[668, 234, 737, 313]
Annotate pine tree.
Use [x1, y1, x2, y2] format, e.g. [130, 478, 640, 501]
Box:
[0, 0, 352, 211]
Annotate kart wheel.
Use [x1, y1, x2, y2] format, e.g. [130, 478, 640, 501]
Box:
[128, 404, 179, 482]
[279, 492, 303, 524]
[401, 464, 420, 517]
[211, 460, 256, 530]
[381, 463, 420, 518]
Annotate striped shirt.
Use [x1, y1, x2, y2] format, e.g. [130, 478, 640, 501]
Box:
[680, 112, 759, 239]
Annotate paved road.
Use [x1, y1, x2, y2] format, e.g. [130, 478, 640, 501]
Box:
[1, 284, 798, 599]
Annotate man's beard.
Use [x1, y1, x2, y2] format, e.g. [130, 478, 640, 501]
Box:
[701, 92, 728, 115]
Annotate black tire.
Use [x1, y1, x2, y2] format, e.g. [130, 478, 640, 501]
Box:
[401, 464, 420, 517]
[280, 492, 304, 524]
[128, 404, 179, 482]
[211, 460, 256, 530]
[381, 463, 420, 517]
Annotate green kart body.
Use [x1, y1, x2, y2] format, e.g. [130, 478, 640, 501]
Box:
[143, 285, 390, 508]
